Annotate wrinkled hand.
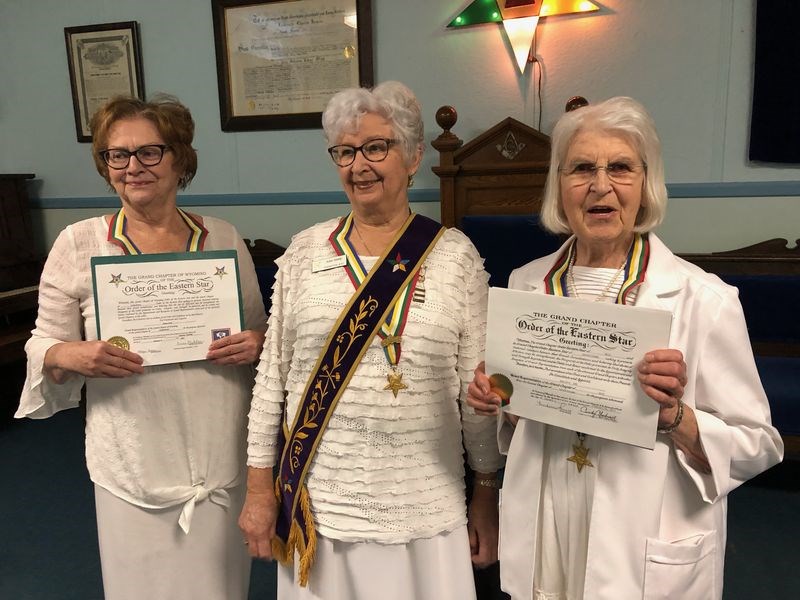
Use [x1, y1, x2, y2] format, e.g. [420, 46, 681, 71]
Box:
[44, 340, 144, 383]
[637, 349, 687, 429]
[467, 485, 499, 568]
[239, 490, 279, 561]
[467, 361, 502, 416]
[207, 329, 265, 365]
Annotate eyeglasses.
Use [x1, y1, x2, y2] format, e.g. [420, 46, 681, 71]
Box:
[559, 161, 647, 185]
[99, 144, 170, 170]
[327, 138, 398, 167]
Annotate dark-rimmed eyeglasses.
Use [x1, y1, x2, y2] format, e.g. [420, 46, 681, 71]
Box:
[99, 144, 170, 170]
[559, 161, 647, 185]
[327, 138, 398, 167]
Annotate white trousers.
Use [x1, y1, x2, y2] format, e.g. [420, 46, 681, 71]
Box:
[277, 525, 477, 600]
[94, 484, 251, 600]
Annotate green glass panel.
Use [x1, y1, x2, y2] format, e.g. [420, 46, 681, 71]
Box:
[447, 0, 503, 28]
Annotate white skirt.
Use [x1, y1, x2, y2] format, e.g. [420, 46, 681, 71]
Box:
[94, 484, 251, 600]
[278, 526, 477, 600]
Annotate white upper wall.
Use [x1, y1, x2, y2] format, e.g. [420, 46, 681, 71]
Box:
[1, 0, 798, 252]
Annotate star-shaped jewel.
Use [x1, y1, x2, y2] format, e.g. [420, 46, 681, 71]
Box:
[567, 439, 594, 473]
[215, 266, 227, 278]
[109, 273, 123, 287]
[384, 369, 408, 397]
[388, 253, 409, 273]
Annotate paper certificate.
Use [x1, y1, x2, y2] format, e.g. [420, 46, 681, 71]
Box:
[224, 0, 361, 117]
[91, 251, 244, 366]
[486, 288, 673, 449]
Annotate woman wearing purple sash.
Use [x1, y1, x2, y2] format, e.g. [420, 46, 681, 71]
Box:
[241, 82, 503, 599]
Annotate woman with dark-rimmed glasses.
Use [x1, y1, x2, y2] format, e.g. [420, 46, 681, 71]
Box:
[240, 81, 503, 599]
[17, 94, 267, 600]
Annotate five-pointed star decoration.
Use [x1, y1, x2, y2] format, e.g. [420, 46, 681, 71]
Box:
[448, 0, 599, 73]
[108, 273, 123, 287]
[388, 253, 410, 273]
[384, 369, 408, 397]
[567, 434, 594, 473]
[215, 266, 228, 278]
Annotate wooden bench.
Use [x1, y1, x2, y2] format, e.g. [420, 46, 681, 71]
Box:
[680, 238, 800, 458]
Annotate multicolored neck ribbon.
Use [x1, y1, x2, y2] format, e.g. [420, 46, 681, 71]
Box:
[544, 233, 650, 304]
[107, 207, 208, 255]
[329, 213, 420, 371]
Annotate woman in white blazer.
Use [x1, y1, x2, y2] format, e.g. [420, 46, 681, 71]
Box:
[467, 97, 783, 600]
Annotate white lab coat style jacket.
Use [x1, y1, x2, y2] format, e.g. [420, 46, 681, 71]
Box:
[498, 234, 783, 600]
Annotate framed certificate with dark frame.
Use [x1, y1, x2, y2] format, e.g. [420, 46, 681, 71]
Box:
[64, 21, 145, 143]
[211, 0, 374, 131]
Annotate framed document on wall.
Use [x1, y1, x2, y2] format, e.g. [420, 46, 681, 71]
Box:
[211, 0, 374, 131]
[64, 21, 145, 143]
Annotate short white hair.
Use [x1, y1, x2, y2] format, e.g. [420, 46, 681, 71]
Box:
[540, 96, 668, 234]
[321, 81, 424, 165]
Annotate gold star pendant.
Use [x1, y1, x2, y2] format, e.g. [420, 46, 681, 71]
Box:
[384, 369, 408, 397]
[567, 435, 594, 473]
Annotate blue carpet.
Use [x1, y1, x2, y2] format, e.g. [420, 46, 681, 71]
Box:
[0, 407, 277, 600]
[1, 407, 796, 599]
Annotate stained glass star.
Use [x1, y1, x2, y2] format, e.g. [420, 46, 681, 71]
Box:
[448, 0, 599, 72]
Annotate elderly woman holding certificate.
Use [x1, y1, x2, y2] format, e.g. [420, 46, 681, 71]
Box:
[17, 95, 267, 600]
[467, 97, 783, 599]
[240, 81, 503, 599]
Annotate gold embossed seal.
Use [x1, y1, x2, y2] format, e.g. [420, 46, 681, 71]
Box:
[489, 373, 514, 406]
[107, 336, 130, 350]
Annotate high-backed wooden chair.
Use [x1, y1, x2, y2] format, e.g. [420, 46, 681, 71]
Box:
[432, 106, 551, 230]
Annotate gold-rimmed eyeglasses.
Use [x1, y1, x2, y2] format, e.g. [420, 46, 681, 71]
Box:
[99, 144, 169, 170]
[559, 161, 647, 185]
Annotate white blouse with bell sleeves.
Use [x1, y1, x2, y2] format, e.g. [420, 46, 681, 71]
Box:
[17, 215, 267, 533]
[246, 218, 504, 543]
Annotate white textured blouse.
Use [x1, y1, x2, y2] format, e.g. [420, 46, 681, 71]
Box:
[246, 217, 503, 543]
[535, 266, 637, 600]
[17, 216, 267, 532]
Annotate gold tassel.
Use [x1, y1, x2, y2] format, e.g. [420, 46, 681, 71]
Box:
[270, 476, 293, 564]
[296, 486, 318, 587]
[269, 483, 319, 588]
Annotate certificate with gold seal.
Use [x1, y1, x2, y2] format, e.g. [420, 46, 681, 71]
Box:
[91, 250, 244, 366]
[486, 288, 672, 449]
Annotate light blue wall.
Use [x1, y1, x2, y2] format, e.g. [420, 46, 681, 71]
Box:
[2, 0, 798, 254]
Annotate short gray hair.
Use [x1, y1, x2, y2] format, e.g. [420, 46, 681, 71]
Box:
[540, 96, 668, 234]
[322, 81, 424, 165]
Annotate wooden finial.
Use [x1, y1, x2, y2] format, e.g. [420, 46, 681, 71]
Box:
[435, 105, 458, 133]
[432, 105, 463, 154]
[565, 96, 589, 112]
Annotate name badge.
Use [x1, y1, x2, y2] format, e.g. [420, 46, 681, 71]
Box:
[312, 254, 347, 273]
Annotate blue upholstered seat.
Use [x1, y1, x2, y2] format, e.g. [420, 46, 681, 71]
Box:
[254, 265, 277, 314]
[460, 215, 562, 288]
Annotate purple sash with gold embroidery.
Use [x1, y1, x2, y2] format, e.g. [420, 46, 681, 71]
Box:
[272, 213, 445, 586]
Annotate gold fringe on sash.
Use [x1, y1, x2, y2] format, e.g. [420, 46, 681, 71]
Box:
[271, 480, 318, 587]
